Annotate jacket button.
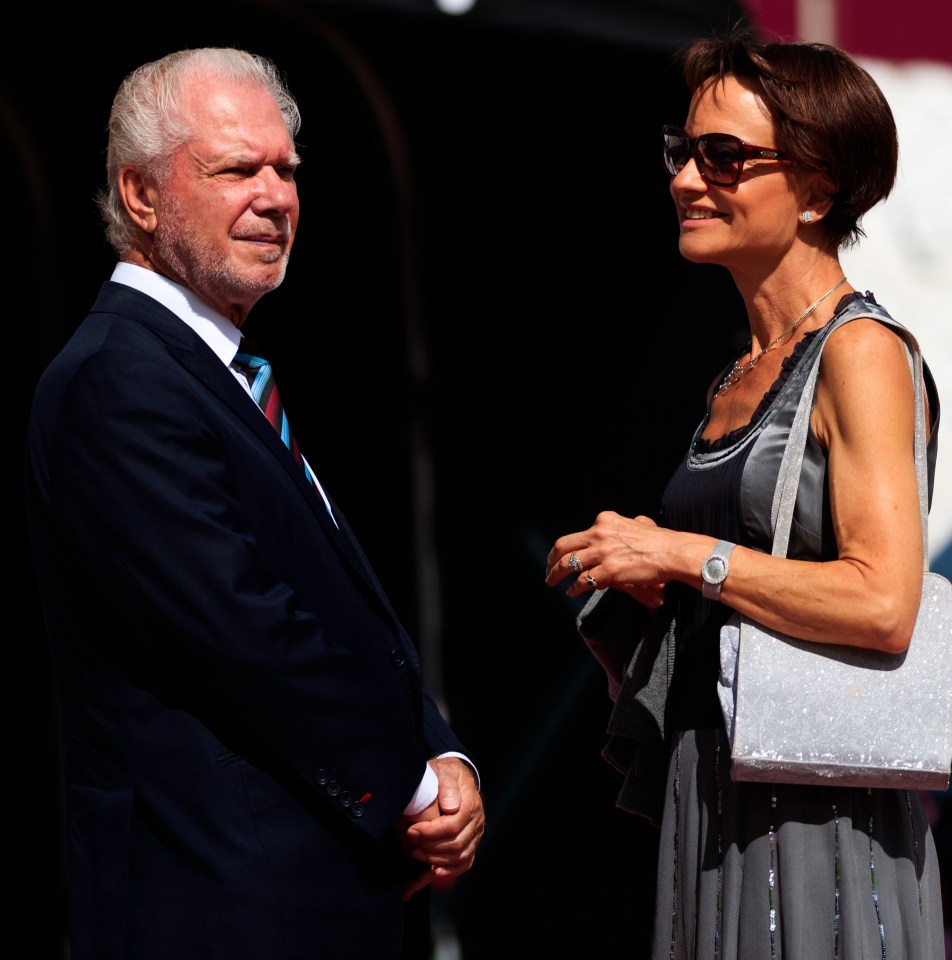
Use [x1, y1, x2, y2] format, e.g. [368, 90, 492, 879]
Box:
[327, 781, 340, 797]
[391, 649, 406, 668]
[351, 802, 365, 818]
[315, 768, 330, 786]
[339, 790, 353, 808]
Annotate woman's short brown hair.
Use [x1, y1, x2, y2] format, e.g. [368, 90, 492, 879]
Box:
[677, 23, 898, 249]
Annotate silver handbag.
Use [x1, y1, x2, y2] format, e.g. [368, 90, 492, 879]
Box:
[719, 313, 952, 790]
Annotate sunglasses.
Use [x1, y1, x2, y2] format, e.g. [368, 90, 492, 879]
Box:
[662, 124, 791, 187]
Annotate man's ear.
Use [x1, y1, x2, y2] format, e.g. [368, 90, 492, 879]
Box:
[117, 165, 159, 235]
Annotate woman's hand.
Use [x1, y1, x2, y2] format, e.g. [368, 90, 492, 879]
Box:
[543, 315, 925, 656]
[544, 511, 670, 607]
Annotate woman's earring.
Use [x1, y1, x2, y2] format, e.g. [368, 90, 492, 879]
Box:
[801, 211, 815, 223]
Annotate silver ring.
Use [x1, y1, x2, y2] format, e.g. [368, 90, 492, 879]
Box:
[568, 553, 583, 573]
[585, 574, 598, 588]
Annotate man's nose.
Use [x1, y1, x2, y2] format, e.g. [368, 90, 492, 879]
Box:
[251, 166, 297, 215]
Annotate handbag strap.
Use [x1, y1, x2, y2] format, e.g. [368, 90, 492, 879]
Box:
[769, 299, 932, 571]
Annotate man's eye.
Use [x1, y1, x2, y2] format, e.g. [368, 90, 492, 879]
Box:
[219, 166, 254, 178]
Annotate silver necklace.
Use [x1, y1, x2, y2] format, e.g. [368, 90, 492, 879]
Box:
[714, 276, 848, 397]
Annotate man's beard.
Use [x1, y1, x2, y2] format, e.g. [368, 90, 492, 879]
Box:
[153, 197, 290, 310]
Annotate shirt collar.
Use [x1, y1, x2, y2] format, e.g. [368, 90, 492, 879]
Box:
[110, 262, 242, 366]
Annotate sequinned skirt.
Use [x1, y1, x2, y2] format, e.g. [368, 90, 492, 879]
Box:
[650, 728, 944, 960]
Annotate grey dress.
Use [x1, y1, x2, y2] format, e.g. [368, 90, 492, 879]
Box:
[581, 293, 944, 960]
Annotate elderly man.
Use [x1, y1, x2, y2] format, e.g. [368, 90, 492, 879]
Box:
[25, 47, 483, 960]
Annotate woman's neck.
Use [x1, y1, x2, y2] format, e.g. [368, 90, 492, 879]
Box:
[732, 254, 852, 354]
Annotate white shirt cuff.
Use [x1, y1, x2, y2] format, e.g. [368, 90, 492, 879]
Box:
[401, 752, 480, 816]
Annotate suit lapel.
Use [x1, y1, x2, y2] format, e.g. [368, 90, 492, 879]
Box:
[96, 283, 382, 597]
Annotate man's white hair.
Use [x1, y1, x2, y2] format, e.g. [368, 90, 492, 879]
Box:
[98, 47, 302, 255]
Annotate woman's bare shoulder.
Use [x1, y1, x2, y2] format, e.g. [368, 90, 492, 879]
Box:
[820, 316, 911, 386]
[813, 316, 914, 446]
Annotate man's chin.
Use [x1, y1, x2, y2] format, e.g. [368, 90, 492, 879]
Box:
[236, 257, 290, 292]
[257, 247, 289, 266]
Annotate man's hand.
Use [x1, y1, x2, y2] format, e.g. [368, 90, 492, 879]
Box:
[400, 756, 485, 901]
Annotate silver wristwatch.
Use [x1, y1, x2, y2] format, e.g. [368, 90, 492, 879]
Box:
[701, 540, 736, 601]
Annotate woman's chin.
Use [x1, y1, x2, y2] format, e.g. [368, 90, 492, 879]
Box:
[677, 239, 723, 266]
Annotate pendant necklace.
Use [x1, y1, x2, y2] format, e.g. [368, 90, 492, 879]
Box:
[714, 276, 848, 398]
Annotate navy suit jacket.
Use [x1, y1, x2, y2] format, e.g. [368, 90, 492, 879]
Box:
[25, 281, 468, 960]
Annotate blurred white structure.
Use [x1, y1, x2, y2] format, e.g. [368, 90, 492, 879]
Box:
[840, 57, 952, 569]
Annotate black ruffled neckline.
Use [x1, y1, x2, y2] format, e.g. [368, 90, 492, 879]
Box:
[695, 292, 864, 454]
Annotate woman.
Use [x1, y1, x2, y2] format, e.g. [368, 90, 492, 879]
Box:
[545, 26, 943, 960]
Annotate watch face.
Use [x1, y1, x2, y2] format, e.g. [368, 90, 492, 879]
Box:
[703, 555, 728, 584]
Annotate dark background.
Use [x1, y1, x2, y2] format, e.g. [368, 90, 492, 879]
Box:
[8, 1, 948, 956]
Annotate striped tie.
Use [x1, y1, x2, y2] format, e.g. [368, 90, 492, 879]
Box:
[234, 339, 317, 489]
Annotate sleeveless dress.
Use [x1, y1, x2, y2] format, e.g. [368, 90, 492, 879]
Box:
[645, 294, 944, 960]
